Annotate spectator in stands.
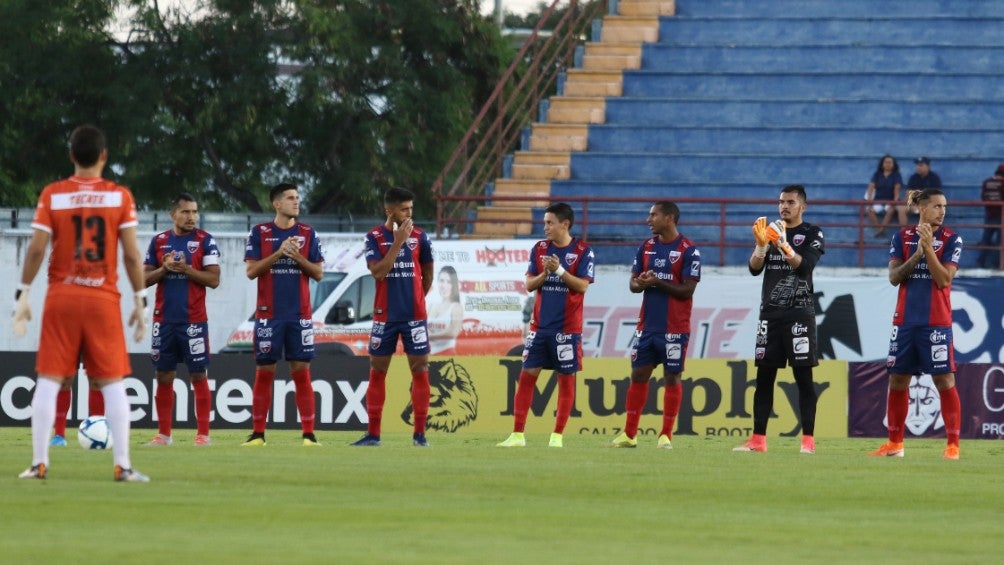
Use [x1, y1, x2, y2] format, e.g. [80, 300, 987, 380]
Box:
[977, 164, 1004, 269]
[864, 154, 903, 238]
[899, 157, 942, 226]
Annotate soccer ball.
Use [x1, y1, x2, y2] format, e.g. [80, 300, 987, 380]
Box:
[77, 416, 114, 449]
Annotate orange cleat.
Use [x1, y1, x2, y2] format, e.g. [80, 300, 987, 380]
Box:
[943, 445, 960, 460]
[868, 442, 904, 457]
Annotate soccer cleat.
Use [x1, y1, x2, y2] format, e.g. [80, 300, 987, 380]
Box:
[194, 434, 212, 447]
[657, 434, 673, 449]
[548, 433, 563, 448]
[800, 436, 816, 454]
[50, 435, 67, 447]
[413, 433, 429, 447]
[610, 432, 637, 448]
[18, 463, 46, 480]
[943, 445, 960, 460]
[868, 442, 904, 457]
[302, 433, 321, 447]
[733, 439, 767, 452]
[114, 465, 150, 483]
[351, 434, 381, 447]
[146, 434, 173, 447]
[496, 432, 526, 447]
[242, 432, 266, 447]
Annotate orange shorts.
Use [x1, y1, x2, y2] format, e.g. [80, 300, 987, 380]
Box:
[37, 290, 131, 379]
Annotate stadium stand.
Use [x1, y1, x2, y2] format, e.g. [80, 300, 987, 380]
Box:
[485, 0, 1004, 266]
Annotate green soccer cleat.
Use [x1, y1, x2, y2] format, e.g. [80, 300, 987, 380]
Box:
[610, 431, 637, 448]
[302, 433, 320, 447]
[657, 434, 673, 449]
[496, 432, 526, 447]
[548, 433, 563, 448]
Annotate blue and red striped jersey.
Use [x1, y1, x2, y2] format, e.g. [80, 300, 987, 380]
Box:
[632, 234, 701, 334]
[890, 225, 963, 327]
[365, 225, 434, 322]
[144, 229, 221, 323]
[527, 238, 595, 334]
[245, 222, 324, 320]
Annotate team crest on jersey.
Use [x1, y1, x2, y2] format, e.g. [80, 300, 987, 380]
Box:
[407, 237, 419, 251]
[296, 236, 306, 248]
[669, 250, 681, 264]
[792, 234, 805, 246]
[565, 253, 578, 264]
[932, 240, 944, 252]
[151, 349, 160, 362]
[187, 241, 200, 254]
[259, 341, 272, 354]
[370, 336, 382, 350]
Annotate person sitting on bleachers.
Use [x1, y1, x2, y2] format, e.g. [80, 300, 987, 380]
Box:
[864, 154, 903, 238]
[898, 156, 942, 226]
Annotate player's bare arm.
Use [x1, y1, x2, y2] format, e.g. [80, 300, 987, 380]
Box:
[20, 229, 49, 287]
[644, 276, 698, 300]
[121, 226, 148, 342]
[888, 251, 924, 286]
[525, 271, 549, 293]
[279, 236, 322, 281]
[245, 246, 287, 280]
[368, 218, 412, 280]
[542, 253, 589, 293]
[917, 225, 957, 288]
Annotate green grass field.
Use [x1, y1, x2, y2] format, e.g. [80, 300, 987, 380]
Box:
[3, 428, 1002, 564]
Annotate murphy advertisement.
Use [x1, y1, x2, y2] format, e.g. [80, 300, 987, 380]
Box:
[0, 353, 848, 438]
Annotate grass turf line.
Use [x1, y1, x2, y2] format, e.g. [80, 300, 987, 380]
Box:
[2, 428, 1003, 564]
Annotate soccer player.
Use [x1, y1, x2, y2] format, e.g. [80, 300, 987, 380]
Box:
[498, 202, 594, 448]
[143, 193, 221, 446]
[735, 184, 825, 454]
[14, 124, 150, 481]
[611, 201, 701, 449]
[242, 183, 324, 447]
[352, 187, 435, 447]
[870, 188, 963, 460]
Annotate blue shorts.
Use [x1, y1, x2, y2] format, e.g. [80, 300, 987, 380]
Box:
[254, 318, 316, 364]
[629, 330, 689, 372]
[368, 320, 431, 356]
[151, 322, 210, 373]
[522, 331, 582, 374]
[887, 325, 956, 375]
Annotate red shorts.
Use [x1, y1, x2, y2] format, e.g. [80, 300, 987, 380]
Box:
[37, 290, 131, 379]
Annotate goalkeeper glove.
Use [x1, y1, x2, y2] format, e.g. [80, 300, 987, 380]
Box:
[129, 290, 148, 342]
[766, 219, 795, 259]
[12, 286, 31, 337]
[752, 217, 769, 258]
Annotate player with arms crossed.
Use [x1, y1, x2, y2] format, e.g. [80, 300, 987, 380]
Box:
[352, 187, 435, 447]
[612, 201, 700, 449]
[15, 125, 150, 481]
[144, 193, 221, 446]
[498, 202, 594, 448]
[870, 188, 963, 460]
[243, 183, 324, 447]
[736, 184, 825, 454]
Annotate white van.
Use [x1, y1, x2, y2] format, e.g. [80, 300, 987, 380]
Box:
[222, 238, 532, 356]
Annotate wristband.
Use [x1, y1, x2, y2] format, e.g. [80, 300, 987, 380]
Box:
[753, 244, 768, 258]
[135, 289, 148, 308]
[555, 265, 566, 277]
[778, 241, 796, 259]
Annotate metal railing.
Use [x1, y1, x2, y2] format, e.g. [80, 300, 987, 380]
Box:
[434, 194, 1004, 269]
[430, 0, 607, 237]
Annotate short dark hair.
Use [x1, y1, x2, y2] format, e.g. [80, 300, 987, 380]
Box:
[270, 182, 298, 202]
[545, 202, 574, 228]
[384, 187, 415, 207]
[653, 200, 680, 224]
[781, 184, 807, 202]
[69, 125, 106, 168]
[172, 192, 197, 211]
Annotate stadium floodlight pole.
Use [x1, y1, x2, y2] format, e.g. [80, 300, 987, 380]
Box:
[494, 0, 503, 27]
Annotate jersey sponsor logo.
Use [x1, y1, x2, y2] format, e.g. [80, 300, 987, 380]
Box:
[792, 234, 805, 246]
[186, 324, 202, 337]
[654, 258, 666, 268]
[555, 332, 571, 343]
[791, 322, 808, 336]
[930, 329, 947, 344]
[666, 343, 682, 360]
[691, 249, 701, 257]
[931, 344, 948, 362]
[665, 333, 683, 341]
[372, 321, 385, 334]
[556, 343, 574, 361]
[189, 337, 206, 355]
[301, 329, 314, 346]
[256, 326, 273, 338]
[300, 318, 312, 328]
[792, 337, 809, 354]
[411, 326, 428, 344]
[50, 190, 123, 210]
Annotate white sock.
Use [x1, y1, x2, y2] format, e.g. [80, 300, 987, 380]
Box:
[102, 381, 132, 469]
[31, 377, 61, 467]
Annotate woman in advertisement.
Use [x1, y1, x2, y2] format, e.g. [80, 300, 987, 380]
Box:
[428, 265, 464, 355]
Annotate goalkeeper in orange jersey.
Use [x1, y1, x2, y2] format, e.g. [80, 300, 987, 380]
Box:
[735, 185, 825, 454]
